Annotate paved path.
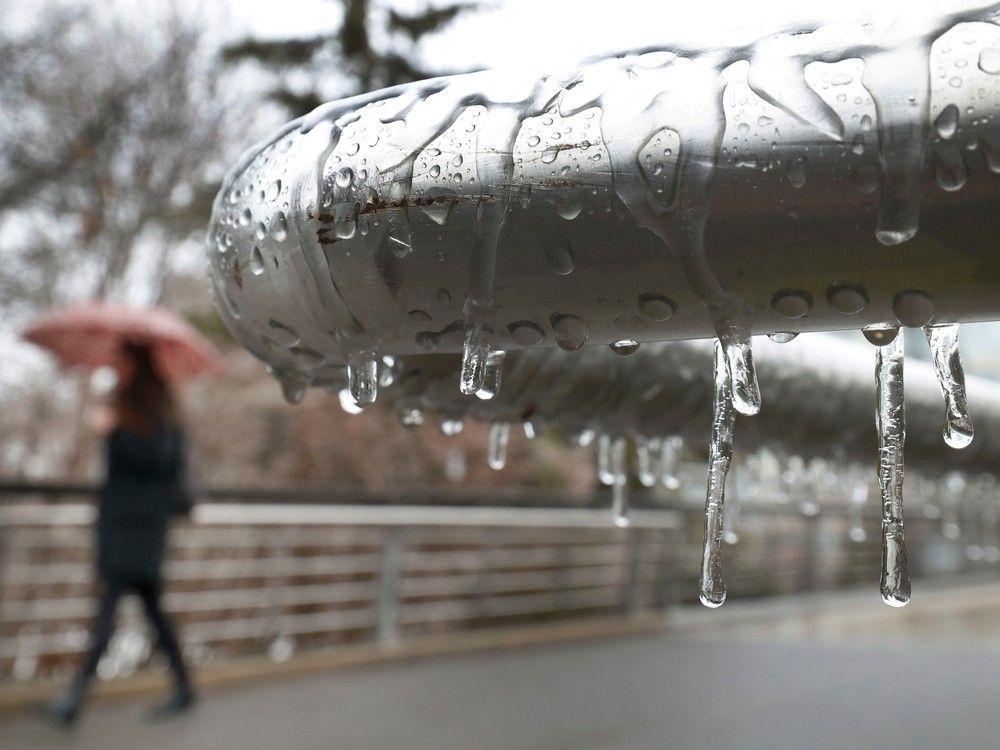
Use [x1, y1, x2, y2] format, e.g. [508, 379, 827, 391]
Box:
[2, 620, 999, 750]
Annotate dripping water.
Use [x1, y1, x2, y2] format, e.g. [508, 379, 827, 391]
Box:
[635, 437, 657, 488]
[487, 422, 509, 470]
[923, 323, 973, 449]
[476, 350, 505, 400]
[347, 350, 379, 407]
[597, 433, 614, 486]
[610, 436, 630, 528]
[700, 340, 735, 608]
[660, 436, 682, 490]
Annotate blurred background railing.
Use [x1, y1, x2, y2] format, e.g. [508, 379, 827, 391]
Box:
[2, 477, 995, 686]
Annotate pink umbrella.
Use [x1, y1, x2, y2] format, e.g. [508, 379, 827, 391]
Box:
[22, 303, 225, 382]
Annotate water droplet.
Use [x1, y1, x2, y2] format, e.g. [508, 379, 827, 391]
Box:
[347, 350, 378, 407]
[541, 146, 559, 164]
[874, 334, 910, 608]
[771, 289, 812, 319]
[429, 164, 441, 178]
[923, 324, 973, 449]
[544, 239, 575, 275]
[550, 313, 588, 352]
[787, 156, 807, 189]
[852, 164, 880, 194]
[768, 331, 798, 343]
[269, 212, 289, 242]
[638, 293, 676, 321]
[934, 104, 960, 140]
[338, 388, 363, 415]
[279, 375, 308, 405]
[508, 321, 545, 347]
[979, 48, 1000, 75]
[266, 180, 281, 202]
[610, 340, 640, 356]
[249, 247, 265, 275]
[527, 135, 540, 147]
[487, 423, 509, 470]
[827, 282, 869, 314]
[700, 341, 735, 608]
[862, 324, 897, 347]
[335, 167, 354, 189]
[892, 289, 935, 328]
[876, 228, 917, 246]
[267, 319, 300, 347]
[255, 222, 267, 241]
[476, 350, 505, 400]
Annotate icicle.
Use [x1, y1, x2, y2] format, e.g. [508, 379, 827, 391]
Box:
[700, 340, 735, 608]
[923, 324, 973, 449]
[723, 335, 761, 416]
[460, 324, 489, 396]
[875, 334, 910, 607]
[475, 350, 505, 400]
[487, 422, 509, 470]
[597, 434, 614, 486]
[611, 436, 630, 528]
[635, 437, 657, 488]
[347, 350, 378, 407]
[849, 476, 868, 543]
[660, 436, 682, 490]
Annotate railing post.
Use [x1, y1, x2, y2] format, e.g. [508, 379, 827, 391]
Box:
[801, 512, 822, 592]
[376, 527, 407, 645]
[623, 527, 645, 613]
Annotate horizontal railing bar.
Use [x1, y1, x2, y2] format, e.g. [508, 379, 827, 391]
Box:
[0, 503, 682, 530]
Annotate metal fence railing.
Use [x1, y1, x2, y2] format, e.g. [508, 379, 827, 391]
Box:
[1, 480, 995, 684]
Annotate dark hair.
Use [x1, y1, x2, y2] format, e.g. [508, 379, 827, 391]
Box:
[114, 342, 176, 434]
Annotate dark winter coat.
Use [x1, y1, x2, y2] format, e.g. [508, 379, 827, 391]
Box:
[96, 424, 184, 585]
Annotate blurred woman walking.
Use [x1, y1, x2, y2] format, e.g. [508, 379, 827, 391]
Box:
[46, 342, 196, 726]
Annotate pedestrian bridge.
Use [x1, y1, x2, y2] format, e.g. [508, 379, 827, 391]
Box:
[2, 580, 998, 750]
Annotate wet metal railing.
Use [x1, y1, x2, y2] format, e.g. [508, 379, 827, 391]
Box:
[0, 480, 993, 683]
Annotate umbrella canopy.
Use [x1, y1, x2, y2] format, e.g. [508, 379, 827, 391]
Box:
[22, 303, 225, 382]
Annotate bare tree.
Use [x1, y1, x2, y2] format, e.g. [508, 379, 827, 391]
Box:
[222, 0, 476, 116]
[0, 3, 242, 477]
[0, 4, 234, 317]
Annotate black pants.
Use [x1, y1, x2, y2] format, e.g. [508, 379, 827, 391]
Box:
[79, 578, 190, 688]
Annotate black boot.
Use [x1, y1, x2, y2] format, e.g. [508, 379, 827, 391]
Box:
[146, 682, 196, 721]
[39, 674, 89, 729]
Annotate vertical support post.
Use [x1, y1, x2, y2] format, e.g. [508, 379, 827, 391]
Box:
[658, 524, 685, 620]
[801, 512, 822, 592]
[376, 527, 406, 645]
[623, 527, 645, 613]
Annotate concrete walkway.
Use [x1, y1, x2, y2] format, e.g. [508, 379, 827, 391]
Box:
[3, 583, 1000, 750]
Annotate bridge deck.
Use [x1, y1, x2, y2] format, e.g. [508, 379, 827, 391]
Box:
[3, 582, 999, 750]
